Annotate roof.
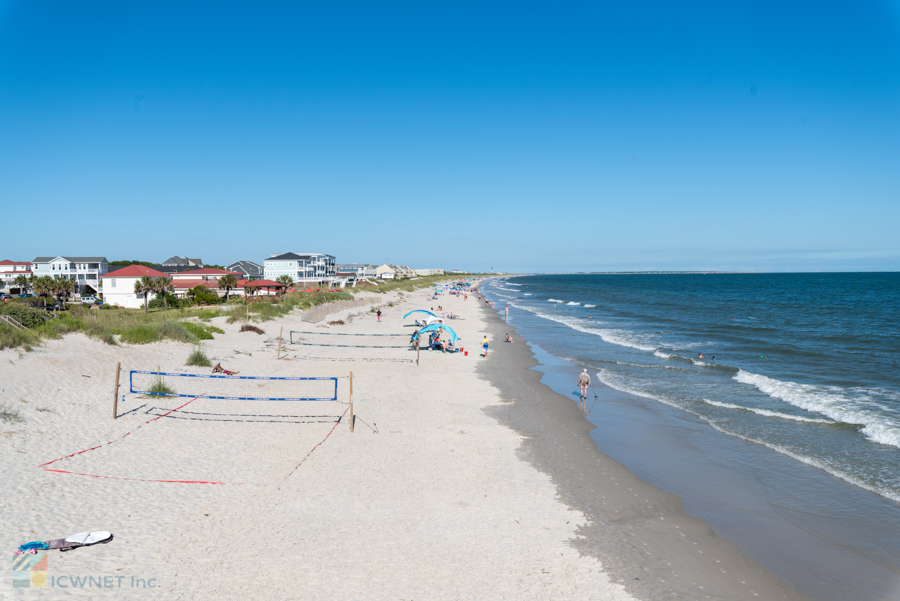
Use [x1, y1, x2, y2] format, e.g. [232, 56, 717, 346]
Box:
[161, 256, 203, 266]
[337, 263, 374, 269]
[33, 256, 108, 263]
[102, 265, 168, 279]
[226, 261, 263, 276]
[171, 279, 222, 290]
[172, 268, 241, 277]
[243, 279, 284, 287]
[267, 252, 335, 261]
[0, 260, 33, 266]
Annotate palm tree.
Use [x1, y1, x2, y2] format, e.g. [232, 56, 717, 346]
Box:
[276, 275, 293, 299]
[134, 275, 155, 314]
[154, 277, 174, 309]
[32, 276, 54, 306]
[54, 278, 74, 305]
[14, 274, 29, 296]
[217, 274, 238, 301]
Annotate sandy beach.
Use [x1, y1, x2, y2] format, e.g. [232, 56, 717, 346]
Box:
[1, 283, 806, 600]
[2, 286, 630, 599]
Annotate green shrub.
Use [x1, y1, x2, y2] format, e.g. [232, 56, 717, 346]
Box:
[185, 347, 212, 367]
[0, 302, 47, 328]
[182, 322, 213, 340]
[195, 309, 221, 321]
[203, 324, 224, 334]
[149, 293, 180, 310]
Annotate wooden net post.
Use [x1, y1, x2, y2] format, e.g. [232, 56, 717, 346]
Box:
[349, 371, 354, 433]
[113, 362, 121, 420]
[277, 326, 283, 360]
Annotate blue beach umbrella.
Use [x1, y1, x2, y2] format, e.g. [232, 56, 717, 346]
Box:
[403, 310, 436, 319]
[415, 324, 459, 342]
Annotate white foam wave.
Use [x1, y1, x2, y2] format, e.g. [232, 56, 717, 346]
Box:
[598, 371, 900, 503]
[547, 299, 565, 303]
[734, 370, 900, 448]
[523, 293, 533, 296]
[700, 399, 833, 424]
[654, 350, 675, 359]
[527, 310, 658, 351]
[584, 304, 597, 308]
[566, 301, 580, 306]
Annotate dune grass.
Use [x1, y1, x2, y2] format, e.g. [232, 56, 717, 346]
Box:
[0, 402, 24, 423]
[226, 290, 354, 324]
[185, 347, 212, 367]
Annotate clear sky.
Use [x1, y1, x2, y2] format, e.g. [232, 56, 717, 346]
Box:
[1, 1, 898, 273]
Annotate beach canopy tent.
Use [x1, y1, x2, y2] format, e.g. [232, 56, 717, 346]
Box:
[413, 324, 459, 343]
[243, 279, 285, 297]
[403, 310, 436, 319]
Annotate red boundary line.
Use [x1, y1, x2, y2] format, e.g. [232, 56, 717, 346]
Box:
[39, 393, 348, 485]
[284, 406, 349, 478]
[38, 395, 205, 469]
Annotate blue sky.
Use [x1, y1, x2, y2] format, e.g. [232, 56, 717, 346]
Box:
[1, 1, 898, 272]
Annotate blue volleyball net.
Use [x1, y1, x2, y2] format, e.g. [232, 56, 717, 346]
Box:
[129, 371, 338, 401]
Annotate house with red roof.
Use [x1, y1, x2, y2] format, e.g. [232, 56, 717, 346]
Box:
[0, 260, 33, 293]
[170, 268, 244, 298]
[100, 265, 168, 309]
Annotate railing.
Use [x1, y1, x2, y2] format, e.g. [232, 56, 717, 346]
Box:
[0, 315, 26, 330]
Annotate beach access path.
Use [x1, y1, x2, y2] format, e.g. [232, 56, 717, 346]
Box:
[1, 287, 634, 600]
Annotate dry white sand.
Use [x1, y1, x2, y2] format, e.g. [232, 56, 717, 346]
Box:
[1, 288, 634, 600]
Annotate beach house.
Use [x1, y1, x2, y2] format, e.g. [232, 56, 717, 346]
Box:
[226, 260, 263, 280]
[263, 253, 336, 286]
[162, 256, 203, 268]
[100, 265, 167, 309]
[32, 256, 109, 296]
[336, 264, 377, 280]
[169, 268, 244, 298]
[376, 264, 416, 279]
[415, 268, 444, 276]
[0, 260, 33, 293]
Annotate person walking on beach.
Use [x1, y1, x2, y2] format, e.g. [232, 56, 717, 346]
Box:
[482, 335, 489, 357]
[376, 309, 382, 322]
[577, 369, 592, 411]
[505, 305, 509, 321]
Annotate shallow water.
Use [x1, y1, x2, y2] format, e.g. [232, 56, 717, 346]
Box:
[483, 274, 900, 601]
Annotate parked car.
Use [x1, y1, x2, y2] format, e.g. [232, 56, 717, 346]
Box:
[80, 296, 98, 304]
[1, 294, 11, 301]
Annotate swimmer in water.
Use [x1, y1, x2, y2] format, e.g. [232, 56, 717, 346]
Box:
[698, 353, 705, 359]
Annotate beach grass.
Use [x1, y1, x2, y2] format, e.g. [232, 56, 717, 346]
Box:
[0, 324, 42, 351]
[185, 347, 212, 367]
[225, 290, 354, 324]
[0, 402, 23, 423]
[182, 322, 214, 340]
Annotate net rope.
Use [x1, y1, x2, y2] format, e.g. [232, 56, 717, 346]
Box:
[129, 371, 337, 401]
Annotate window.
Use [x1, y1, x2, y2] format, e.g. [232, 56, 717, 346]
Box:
[111, 279, 116, 288]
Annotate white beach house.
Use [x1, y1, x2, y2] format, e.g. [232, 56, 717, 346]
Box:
[32, 256, 109, 296]
[263, 253, 336, 286]
[100, 265, 167, 309]
[0, 260, 34, 293]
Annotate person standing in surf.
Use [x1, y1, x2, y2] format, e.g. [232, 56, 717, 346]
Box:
[577, 369, 592, 411]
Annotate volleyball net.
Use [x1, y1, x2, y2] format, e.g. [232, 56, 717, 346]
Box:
[129, 371, 338, 401]
[289, 331, 410, 348]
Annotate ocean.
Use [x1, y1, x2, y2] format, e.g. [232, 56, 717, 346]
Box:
[482, 273, 900, 599]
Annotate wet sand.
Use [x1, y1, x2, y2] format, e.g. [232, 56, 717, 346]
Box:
[476, 299, 809, 601]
